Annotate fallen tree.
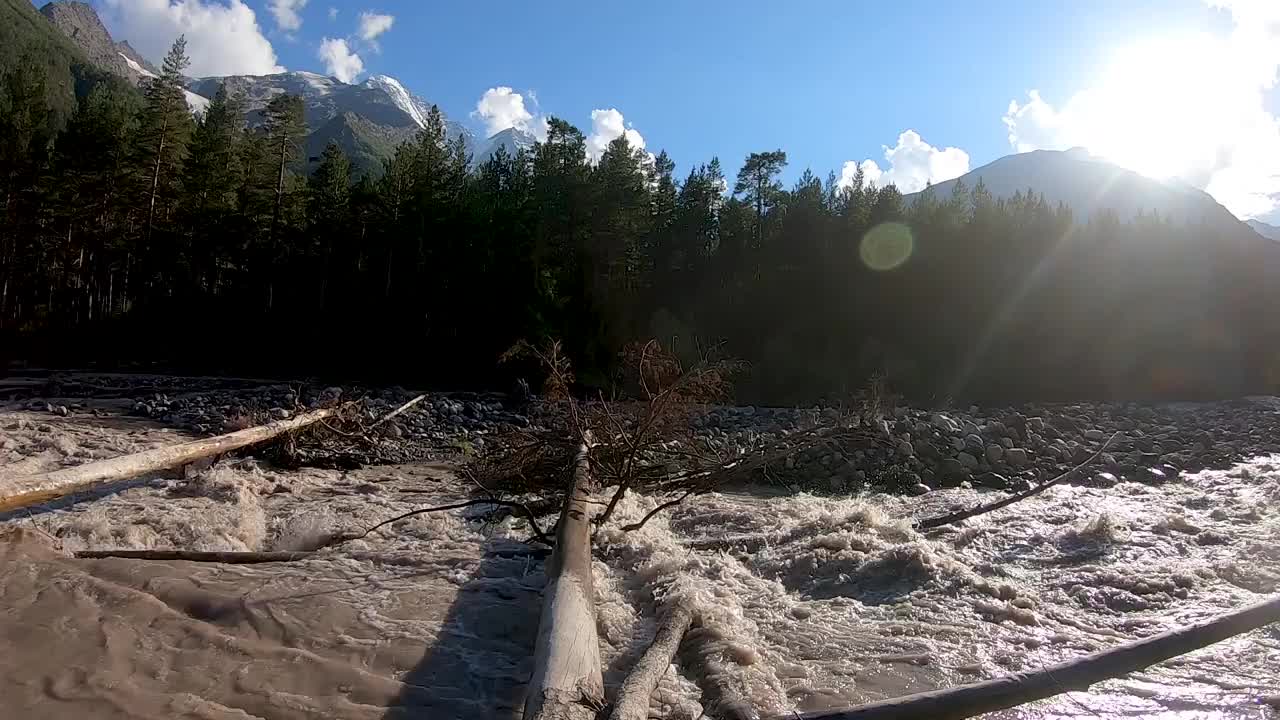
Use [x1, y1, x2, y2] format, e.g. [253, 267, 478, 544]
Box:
[607, 605, 696, 720]
[0, 407, 341, 513]
[524, 440, 606, 720]
[776, 593, 1280, 720]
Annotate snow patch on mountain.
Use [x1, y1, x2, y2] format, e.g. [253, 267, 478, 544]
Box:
[122, 52, 208, 114]
[184, 90, 210, 114]
[296, 71, 338, 96]
[363, 74, 426, 129]
[118, 52, 156, 79]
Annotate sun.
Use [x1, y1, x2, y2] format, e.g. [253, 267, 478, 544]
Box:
[1079, 34, 1235, 181]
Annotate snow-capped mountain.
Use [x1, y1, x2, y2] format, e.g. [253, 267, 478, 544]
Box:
[39, 0, 531, 176]
[909, 148, 1244, 229]
[186, 71, 478, 175]
[475, 127, 538, 164]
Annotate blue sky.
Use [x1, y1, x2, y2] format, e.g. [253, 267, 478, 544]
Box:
[90, 0, 1280, 221]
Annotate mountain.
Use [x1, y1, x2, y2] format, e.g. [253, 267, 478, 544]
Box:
[1246, 219, 1280, 242]
[475, 127, 538, 163]
[911, 148, 1245, 229]
[187, 71, 478, 174]
[38, 0, 208, 113]
[0, 0, 136, 130]
[38, 0, 531, 177]
[38, 1, 157, 84]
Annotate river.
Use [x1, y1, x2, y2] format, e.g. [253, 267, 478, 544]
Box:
[0, 407, 1277, 719]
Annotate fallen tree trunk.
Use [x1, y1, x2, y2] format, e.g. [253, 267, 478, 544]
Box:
[75, 549, 318, 563]
[524, 441, 605, 720]
[0, 407, 340, 513]
[777, 594, 1280, 720]
[608, 605, 696, 720]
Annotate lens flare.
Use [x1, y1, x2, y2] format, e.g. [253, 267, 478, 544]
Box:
[860, 222, 914, 271]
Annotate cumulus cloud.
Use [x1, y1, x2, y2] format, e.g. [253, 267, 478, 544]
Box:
[328, 6, 338, 21]
[1004, 1, 1280, 219]
[100, 0, 282, 76]
[586, 108, 647, 163]
[473, 86, 548, 140]
[840, 130, 970, 193]
[317, 37, 363, 82]
[357, 11, 395, 46]
[268, 0, 306, 32]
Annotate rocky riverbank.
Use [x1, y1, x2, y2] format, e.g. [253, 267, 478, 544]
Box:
[6, 373, 1280, 494]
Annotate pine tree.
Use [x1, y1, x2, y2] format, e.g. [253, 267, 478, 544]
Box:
[261, 92, 306, 246]
[733, 150, 787, 248]
[137, 36, 193, 245]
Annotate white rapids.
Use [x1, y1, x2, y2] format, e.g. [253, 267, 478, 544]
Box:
[0, 408, 1277, 719]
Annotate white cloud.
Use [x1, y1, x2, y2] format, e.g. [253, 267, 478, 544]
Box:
[100, 0, 282, 76]
[268, 0, 306, 32]
[840, 130, 969, 193]
[317, 37, 363, 83]
[1004, 2, 1280, 219]
[586, 108, 646, 163]
[357, 11, 395, 46]
[473, 86, 549, 140]
[327, 6, 338, 21]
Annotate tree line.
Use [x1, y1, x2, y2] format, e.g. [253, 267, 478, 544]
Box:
[4, 38, 1280, 402]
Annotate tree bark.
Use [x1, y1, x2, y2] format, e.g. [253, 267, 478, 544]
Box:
[0, 407, 339, 512]
[608, 605, 695, 720]
[778, 594, 1280, 720]
[524, 442, 605, 720]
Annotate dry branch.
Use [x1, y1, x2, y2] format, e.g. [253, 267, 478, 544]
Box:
[524, 441, 605, 720]
[607, 605, 696, 720]
[0, 407, 342, 513]
[778, 594, 1280, 720]
[621, 489, 701, 532]
[368, 394, 425, 430]
[914, 432, 1117, 530]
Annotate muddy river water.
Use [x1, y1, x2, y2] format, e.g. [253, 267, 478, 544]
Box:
[0, 408, 1277, 719]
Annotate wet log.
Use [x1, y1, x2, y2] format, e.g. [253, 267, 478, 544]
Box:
[524, 441, 605, 720]
[607, 604, 695, 720]
[0, 407, 340, 512]
[75, 549, 318, 563]
[778, 594, 1280, 720]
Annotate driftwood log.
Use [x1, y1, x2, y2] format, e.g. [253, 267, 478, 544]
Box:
[74, 549, 320, 563]
[0, 407, 340, 512]
[778, 593, 1280, 720]
[524, 441, 605, 719]
[608, 605, 696, 720]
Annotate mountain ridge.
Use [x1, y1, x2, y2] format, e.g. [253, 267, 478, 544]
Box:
[38, 1, 527, 176]
[910, 148, 1248, 230]
[38, 1, 158, 84]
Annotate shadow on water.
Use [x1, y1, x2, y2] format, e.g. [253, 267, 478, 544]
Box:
[381, 538, 549, 720]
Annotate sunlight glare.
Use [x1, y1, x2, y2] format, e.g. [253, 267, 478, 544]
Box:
[1082, 33, 1245, 181]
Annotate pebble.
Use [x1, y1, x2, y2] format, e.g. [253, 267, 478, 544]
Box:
[985, 445, 1004, 463]
[1005, 448, 1029, 466]
[957, 452, 979, 469]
